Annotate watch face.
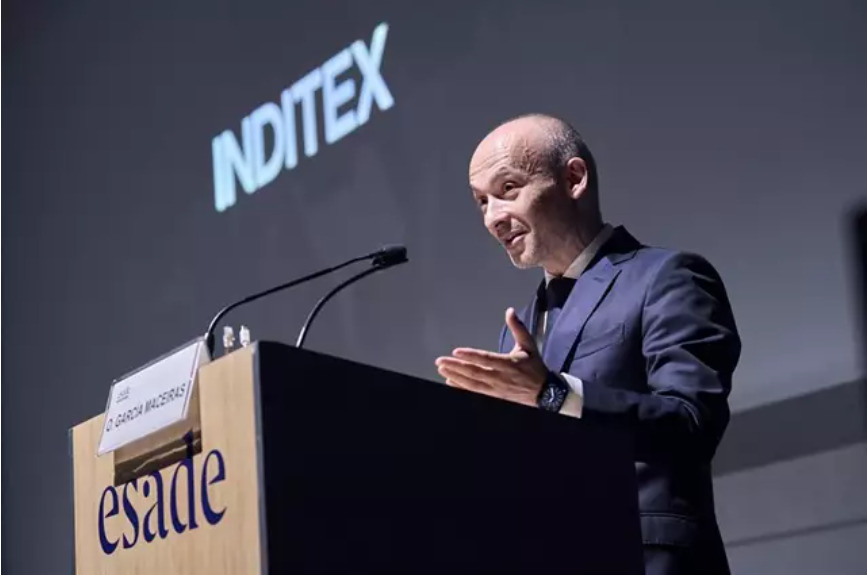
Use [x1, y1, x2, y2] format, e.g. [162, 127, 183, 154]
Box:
[545, 388, 558, 405]
[539, 377, 567, 412]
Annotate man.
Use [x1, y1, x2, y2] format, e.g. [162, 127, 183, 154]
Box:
[435, 114, 740, 574]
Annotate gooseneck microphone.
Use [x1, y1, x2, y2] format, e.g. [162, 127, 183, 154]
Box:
[204, 245, 408, 357]
[295, 245, 408, 349]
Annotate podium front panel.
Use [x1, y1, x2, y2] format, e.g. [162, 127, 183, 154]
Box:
[70, 347, 264, 574]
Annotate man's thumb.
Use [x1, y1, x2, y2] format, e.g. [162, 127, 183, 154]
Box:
[506, 307, 535, 350]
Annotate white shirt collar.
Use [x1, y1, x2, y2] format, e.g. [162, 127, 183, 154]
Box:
[544, 223, 614, 285]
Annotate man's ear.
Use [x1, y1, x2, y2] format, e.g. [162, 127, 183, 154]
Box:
[565, 157, 589, 200]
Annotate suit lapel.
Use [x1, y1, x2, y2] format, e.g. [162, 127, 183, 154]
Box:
[542, 257, 620, 372]
[504, 226, 641, 359]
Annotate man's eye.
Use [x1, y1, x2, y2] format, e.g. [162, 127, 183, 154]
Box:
[503, 181, 517, 193]
[478, 198, 488, 210]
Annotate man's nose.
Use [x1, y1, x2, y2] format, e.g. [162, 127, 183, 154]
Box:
[484, 197, 510, 234]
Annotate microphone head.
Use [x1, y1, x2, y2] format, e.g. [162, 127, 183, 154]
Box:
[372, 244, 408, 267]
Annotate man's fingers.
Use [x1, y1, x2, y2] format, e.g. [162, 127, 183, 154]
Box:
[453, 347, 512, 367]
[438, 365, 492, 392]
[437, 357, 499, 382]
[506, 307, 536, 351]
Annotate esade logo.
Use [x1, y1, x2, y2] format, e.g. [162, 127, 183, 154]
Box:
[97, 447, 227, 554]
[212, 22, 395, 212]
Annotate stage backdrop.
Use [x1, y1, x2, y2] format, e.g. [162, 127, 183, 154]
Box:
[4, 0, 865, 573]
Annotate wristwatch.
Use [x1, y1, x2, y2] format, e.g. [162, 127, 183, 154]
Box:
[536, 371, 569, 413]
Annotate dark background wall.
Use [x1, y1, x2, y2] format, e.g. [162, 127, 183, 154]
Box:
[3, 0, 864, 573]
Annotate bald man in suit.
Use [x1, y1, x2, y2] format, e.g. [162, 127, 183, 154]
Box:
[436, 114, 740, 574]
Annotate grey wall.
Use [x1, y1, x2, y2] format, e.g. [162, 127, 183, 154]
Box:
[718, 441, 866, 574]
[3, 0, 865, 573]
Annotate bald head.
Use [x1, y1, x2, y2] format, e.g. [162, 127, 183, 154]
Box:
[468, 114, 603, 275]
[471, 114, 598, 194]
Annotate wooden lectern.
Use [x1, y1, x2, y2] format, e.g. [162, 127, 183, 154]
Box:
[70, 341, 643, 573]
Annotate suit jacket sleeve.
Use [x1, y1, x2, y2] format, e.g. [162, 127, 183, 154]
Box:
[580, 251, 741, 461]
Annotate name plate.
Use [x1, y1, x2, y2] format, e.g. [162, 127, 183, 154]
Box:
[97, 337, 210, 455]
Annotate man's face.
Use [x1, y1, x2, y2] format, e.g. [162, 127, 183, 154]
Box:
[469, 130, 573, 270]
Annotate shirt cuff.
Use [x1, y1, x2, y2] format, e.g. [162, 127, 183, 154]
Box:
[559, 373, 584, 418]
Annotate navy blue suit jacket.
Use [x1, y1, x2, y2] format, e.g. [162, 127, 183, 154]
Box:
[498, 226, 740, 573]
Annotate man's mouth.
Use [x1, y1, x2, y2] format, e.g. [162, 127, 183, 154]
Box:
[502, 231, 527, 248]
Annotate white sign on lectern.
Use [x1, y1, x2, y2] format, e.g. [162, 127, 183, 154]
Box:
[97, 337, 210, 455]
